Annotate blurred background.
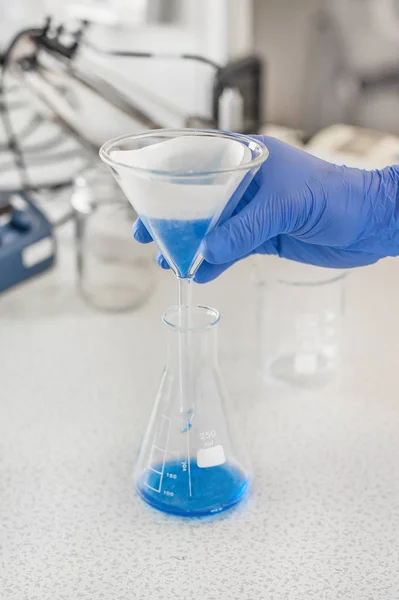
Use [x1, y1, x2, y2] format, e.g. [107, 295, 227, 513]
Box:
[1, 0, 399, 190]
[0, 0, 398, 356]
[2, 3, 399, 596]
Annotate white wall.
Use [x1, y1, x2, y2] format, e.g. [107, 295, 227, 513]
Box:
[253, 0, 399, 134]
[253, 0, 321, 129]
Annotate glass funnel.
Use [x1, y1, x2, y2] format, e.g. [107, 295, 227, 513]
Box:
[134, 305, 251, 517]
[99, 129, 269, 293]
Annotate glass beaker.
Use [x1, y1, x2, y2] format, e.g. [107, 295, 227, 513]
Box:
[71, 166, 155, 312]
[255, 259, 347, 387]
[135, 305, 251, 517]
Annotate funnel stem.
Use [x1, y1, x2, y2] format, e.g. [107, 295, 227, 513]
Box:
[178, 277, 193, 313]
[177, 279, 193, 413]
[177, 278, 193, 497]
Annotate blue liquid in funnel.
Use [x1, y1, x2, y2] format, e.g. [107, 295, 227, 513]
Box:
[137, 460, 249, 517]
[143, 217, 212, 278]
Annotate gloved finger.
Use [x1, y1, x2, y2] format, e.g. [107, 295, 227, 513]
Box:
[229, 173, 261, 217]
[196, 239, 279, 283]
[203, 137, 330, 264]
[195, 246, 267, 283]
[203, 185, 287, 264]
[133, 219, 153, 243]
[257, 238, 279, 256]
[276, 236, 379, 268]
[156, 252, 170, 269]
[194, 259, 237, 284]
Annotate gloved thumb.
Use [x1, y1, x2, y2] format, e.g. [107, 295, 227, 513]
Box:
[203, 191, 303, 264]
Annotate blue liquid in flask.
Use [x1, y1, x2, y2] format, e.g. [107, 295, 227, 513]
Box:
[137, 460, 249, 517]
[142, 217, 212, 278]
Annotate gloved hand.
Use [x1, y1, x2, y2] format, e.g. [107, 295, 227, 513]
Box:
[133, 136, 399, 283]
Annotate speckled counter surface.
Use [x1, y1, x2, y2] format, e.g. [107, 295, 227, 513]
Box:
[1, 235, 399, 600]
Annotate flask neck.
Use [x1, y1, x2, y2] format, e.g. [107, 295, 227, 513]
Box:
[162, 305, 219, 367]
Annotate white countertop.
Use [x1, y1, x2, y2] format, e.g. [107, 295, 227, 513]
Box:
[1, 231, 399, 600]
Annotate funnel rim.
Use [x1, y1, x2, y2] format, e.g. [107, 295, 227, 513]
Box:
[99, 129, 269, 179]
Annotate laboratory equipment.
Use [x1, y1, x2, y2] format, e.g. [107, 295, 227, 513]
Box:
[100, 130, 267, 516]
[213, 56, 263, 134]
[99, 129, 268, 302]
[0, 191, 55, 293]
[0, 16, 264, 197]
[255, 258, 347, 387]
[3, 18, 263, 156]
[71, 166, 154, 312]
[218, 88, 244, 133]
[135, 305, 251, 517]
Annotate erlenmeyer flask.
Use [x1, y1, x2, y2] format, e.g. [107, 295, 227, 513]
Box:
[135, 305, 251, 517]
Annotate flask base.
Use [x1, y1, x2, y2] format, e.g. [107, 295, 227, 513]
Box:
[136, 460, 250, 517]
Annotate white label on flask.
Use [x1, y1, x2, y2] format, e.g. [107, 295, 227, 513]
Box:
[294, 353, 317, 375]
[23, 237, 54, 268]
[197, 445, 226, 468]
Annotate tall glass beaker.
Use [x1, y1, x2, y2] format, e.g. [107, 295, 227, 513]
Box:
[71, 166, 155, 312]
[135, 305, 251, 517]
[255, 259, 347, 387]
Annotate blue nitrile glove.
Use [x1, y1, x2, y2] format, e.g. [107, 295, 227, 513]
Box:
[133, 136, 399, 283]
